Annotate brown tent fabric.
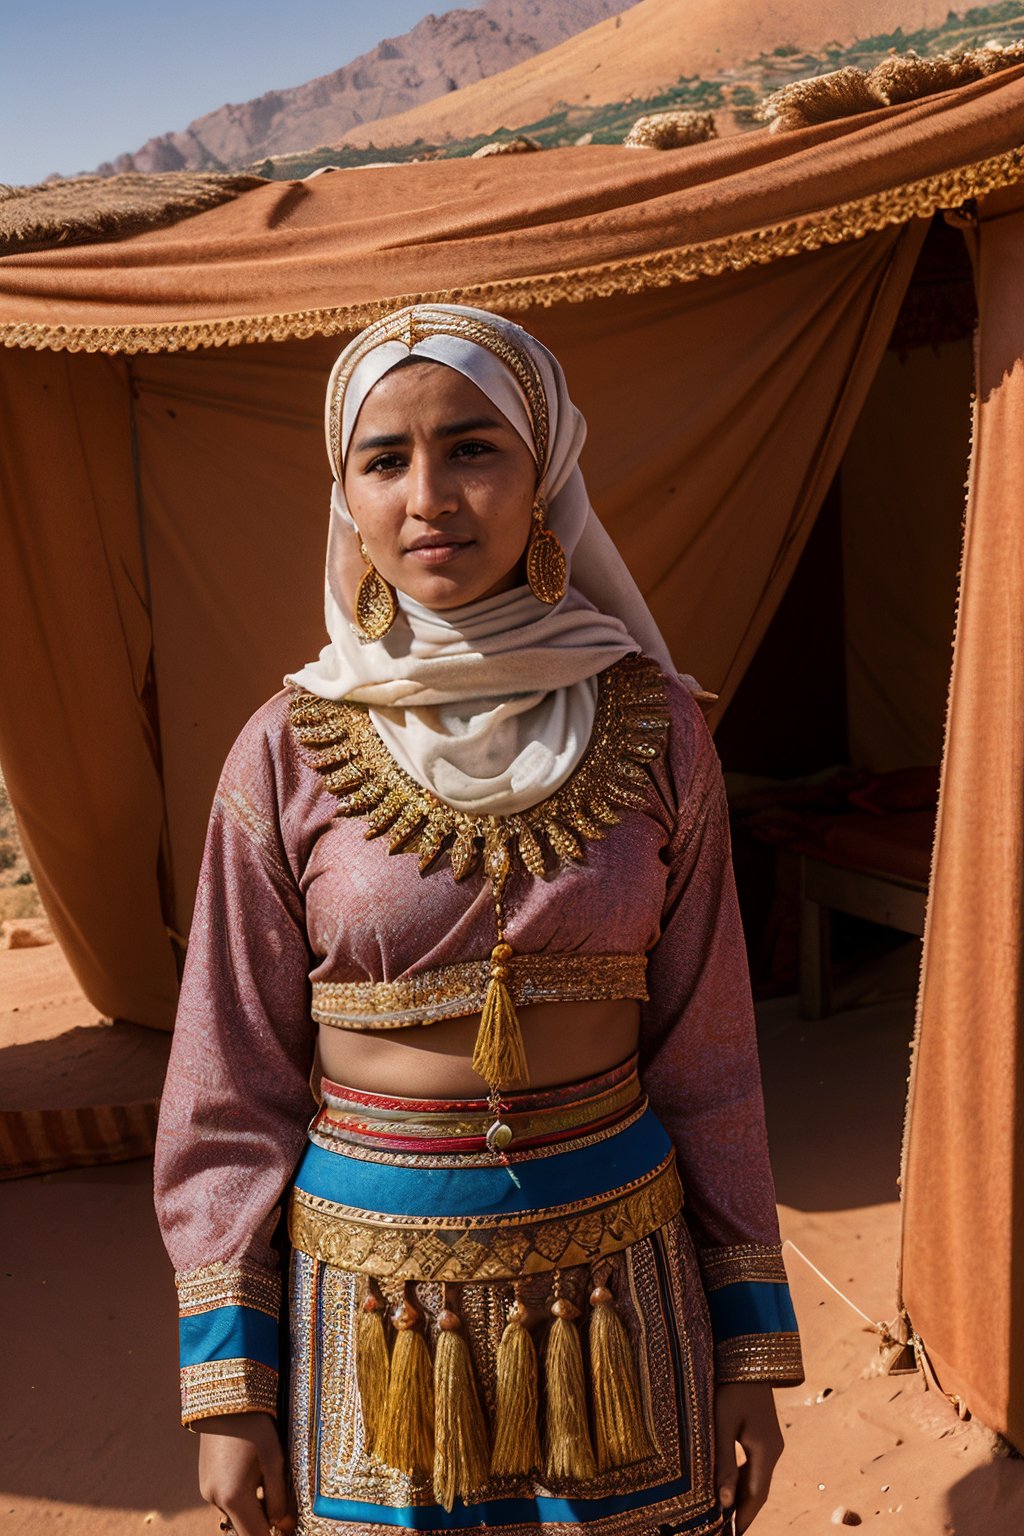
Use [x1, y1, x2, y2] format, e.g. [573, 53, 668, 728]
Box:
[0, 66, 1022, 349]
[899, 178, 1024, 1450]
[0, 351, 179, 1028]
[0, 230, 926, 1028]
[841, 340, 971, 771]
[2, 63, 1024, 1445]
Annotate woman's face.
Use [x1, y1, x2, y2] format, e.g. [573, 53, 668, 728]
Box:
[342, 361, 538, 610]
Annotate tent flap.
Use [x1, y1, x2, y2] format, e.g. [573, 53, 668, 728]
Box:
[0, 349, 179, 1027]
[899, 181, 1024, 1450]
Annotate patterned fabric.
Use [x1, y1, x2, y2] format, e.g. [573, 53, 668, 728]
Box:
[287, 1081, 723, 1536]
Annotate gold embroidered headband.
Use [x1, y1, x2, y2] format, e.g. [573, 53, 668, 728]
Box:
[326, 304, 551, 481]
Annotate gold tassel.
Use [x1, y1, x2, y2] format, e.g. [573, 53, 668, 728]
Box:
[377, 1292, 434, 1477]
[355, 1288, 390, 1454]
[491, 1296, 542, 1477]
[544, 1285, 596, 1482]
[433, 1304, 490, 1511]
[588, 1282, 655, 1470]
[471, 942, 529, 1090]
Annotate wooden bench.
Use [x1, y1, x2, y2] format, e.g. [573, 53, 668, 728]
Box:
[799, 853, 928, 1019]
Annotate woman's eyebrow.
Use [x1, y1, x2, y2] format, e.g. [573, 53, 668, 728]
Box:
[353, 417, 505, 453]
[435, 415, 504, 437]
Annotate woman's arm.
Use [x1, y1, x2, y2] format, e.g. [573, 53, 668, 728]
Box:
[154, 695, 318, 1436]
[638, 683, 803, 1528]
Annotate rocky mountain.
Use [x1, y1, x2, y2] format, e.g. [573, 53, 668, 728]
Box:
[98, 0, 641, 174]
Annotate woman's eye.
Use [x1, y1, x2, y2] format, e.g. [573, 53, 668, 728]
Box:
[366, 453, 406, 474]
[452, 440, 495, 460]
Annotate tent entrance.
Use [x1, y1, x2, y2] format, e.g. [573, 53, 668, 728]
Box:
[715, 212, 975, 1014]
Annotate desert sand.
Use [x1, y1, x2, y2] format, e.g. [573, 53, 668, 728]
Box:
[2, 935, 1022, 1534]
[342, 0, 958, 149]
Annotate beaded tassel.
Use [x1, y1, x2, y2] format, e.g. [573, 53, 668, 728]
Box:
[433, 1300, 490, 1511]
[472, 872, 529, 1093]
[588, 1279, 655, 1469]
[472, 941, 529, 1090]
[355, 1287, 390, 1454]
[377, 1291, 434, 1477]
[491, 1293, 542, 1476]
[544, 1276, 596, 1482]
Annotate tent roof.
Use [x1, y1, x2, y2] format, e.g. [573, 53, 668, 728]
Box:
[1, 65, 1023, 354]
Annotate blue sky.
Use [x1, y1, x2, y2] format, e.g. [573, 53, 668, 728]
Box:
[2, 1, 475, 185]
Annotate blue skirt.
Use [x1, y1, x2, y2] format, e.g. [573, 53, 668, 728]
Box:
[286, 1059, 722, 1536]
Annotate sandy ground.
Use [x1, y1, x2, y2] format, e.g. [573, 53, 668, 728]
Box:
[2, 937, 1022, 1534]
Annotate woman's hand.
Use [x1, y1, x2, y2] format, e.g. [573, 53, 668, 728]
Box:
[196, 1411, 296, 1536]
[714, 1382, 784, 1533]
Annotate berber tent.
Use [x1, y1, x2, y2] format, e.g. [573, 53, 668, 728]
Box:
[1, 53, 1023, 1451]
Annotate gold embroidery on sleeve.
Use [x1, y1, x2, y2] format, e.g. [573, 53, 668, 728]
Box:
[176, 1259, 282, 1320]
[714, 1332, 805, 1384]
[698, 1242, 790, 1292]
[180, 1358, 279, 1422]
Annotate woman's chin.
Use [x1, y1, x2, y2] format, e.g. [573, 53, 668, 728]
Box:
[398, 568, 523, 612]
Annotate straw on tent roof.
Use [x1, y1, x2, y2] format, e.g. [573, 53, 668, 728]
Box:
[0, 171, 265, 257]
[623, 110, 718, 149]
[762, 40, 1024, 132]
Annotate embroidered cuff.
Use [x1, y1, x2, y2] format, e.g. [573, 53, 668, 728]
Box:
[699, 1243, 804, 1385]
[180, 1357, 279, 1423]
[714, 1332, 805, 1384]
[176, 1261, 282, 1424]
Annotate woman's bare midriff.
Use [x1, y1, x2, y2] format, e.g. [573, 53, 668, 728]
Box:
[316, 999, 640, 1097]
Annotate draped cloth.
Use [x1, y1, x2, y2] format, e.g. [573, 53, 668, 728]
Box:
[285, 304, 673, 815]
[898, 180, 1024, 1453]
[0, 188, 931, 1029]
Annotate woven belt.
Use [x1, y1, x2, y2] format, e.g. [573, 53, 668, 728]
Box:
[313, 1062, 644, 1154]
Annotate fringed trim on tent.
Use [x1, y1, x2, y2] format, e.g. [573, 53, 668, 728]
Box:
[762, 42, 1024, 132]
[2, 144, 1021, 355]
[0, 172, 266, 257]
[623, 111, 718, 149]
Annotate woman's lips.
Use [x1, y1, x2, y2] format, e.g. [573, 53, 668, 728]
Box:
[404, 539, 473, 566]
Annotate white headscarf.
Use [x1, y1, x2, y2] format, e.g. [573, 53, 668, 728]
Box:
[286, 303, 680, 815]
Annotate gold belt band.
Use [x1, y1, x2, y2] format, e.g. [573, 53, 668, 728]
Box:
[311, 952, 649, 1030]
[288, 1153, 682, 1283]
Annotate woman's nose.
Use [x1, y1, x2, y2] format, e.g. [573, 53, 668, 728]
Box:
[405, 452, 457, 519]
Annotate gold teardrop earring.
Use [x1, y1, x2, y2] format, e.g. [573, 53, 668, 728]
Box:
[525, 494, 567, 605]
[354, 541, 397, 642]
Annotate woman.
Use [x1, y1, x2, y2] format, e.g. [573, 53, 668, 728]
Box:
[154, 303, 803, 1536]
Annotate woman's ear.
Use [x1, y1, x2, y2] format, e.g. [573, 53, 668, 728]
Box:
[337, 520, 367, 610]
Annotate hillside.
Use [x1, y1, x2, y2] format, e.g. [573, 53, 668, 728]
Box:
[98, 0, 640, 175]
[339, 0, 969, 150]
[247, 1, 1024, 177]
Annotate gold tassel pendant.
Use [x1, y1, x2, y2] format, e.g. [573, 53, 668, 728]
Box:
[355, 1288, 390, 1454]
[471, 942, 529, 1091]
[377, 1292, 435, 1477]
[491, 1296, 542, 1477]
[544, 1286, 596, 1482]
[588, 1281, 655, 1470]
[433, 1304, 490, 1511]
